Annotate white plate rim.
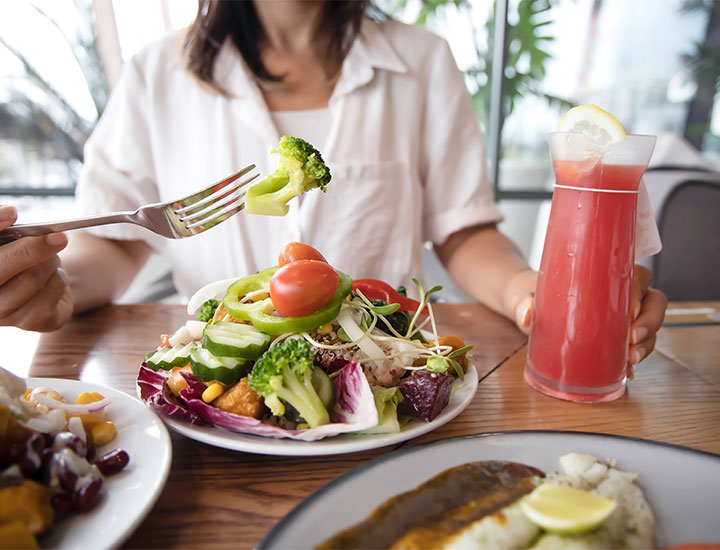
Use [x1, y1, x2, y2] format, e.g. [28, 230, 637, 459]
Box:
[257, 430, 720, 548]
[26, 377, 172, 550]
[142, 362, 478, 456]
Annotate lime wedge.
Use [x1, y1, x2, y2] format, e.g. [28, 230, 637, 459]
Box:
[557, 104, 627, 146]
[520, 483, 618, 534]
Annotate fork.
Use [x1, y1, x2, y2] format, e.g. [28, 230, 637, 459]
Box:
[0, 165, 259, 246]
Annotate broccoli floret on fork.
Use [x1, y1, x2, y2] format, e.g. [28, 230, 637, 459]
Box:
[244, 136, 331, 216]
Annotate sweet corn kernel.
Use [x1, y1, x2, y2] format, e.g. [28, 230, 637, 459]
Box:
[166, 375, 185, 396]
[296, 423, 310, 430]
[91, 421, 116, 446]
[202, 383, 225, 403]
[24, 388, 63, 414]
[71, 392, 107, 430]
[317, 323, 333, 336]
[74, 411, 105, 431]
[39, 388, 63, 401]
[75, 391, 105, 405]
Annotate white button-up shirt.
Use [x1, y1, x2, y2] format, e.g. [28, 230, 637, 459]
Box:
[75, 18, 502, 299]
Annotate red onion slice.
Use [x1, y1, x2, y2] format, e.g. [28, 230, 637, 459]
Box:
[31, 390, 111, 414]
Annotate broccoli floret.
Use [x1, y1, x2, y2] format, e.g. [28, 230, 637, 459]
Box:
[248, 338, 330, 428]
[244, 135, 331, 216]
[197, 298, 220, 322]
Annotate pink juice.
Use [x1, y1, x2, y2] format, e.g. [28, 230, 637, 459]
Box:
[525, 160, 647, 402]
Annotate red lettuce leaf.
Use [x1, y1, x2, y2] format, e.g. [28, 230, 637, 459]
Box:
[136, 361, 378, 441]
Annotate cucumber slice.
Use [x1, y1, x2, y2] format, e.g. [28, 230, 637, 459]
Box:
[202, 321, 271, 360]
[189, 345, 251, 385]
[312, 368, 335, 410]
[144, 342, 195, 371]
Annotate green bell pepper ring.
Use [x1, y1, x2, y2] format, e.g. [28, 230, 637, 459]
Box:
[223, 267, 353, 335]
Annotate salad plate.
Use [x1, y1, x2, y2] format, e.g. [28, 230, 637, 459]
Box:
[26, 377, 172, 550]
[137, 242, 480, 456]
[147, 363, 478, 456]
[258, 430, 720, 548]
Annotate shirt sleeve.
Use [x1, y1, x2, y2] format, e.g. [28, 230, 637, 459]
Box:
[420, 39, 503, 245]
[74, 53, 165, 252]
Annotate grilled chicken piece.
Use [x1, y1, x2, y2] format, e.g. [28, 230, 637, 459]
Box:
[213, 377, 265, 419]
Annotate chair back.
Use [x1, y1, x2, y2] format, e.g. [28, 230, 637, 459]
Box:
[652, 179, 720, 300]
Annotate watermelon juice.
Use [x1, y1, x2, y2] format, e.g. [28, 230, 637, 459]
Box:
[525, 137, 654, 403]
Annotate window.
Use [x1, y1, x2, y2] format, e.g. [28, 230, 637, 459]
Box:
[2, 0, 718, 252]
[400, 0, 719, 262]
[0, 0, 193, 221]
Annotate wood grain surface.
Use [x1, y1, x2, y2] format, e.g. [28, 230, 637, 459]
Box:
[1, 301, 718, 549]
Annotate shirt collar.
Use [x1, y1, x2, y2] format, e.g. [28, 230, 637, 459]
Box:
[212, 39, 258, 99]
[212, 18, 407, 101]
[332, 18, 407, 100]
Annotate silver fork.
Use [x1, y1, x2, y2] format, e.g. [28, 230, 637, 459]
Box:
[0, 165, 259, 246]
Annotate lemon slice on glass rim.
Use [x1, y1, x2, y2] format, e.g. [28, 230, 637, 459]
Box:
[519, 483, 618, 534]
[558, 104, 627, 147]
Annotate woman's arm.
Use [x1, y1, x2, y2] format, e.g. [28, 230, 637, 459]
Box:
[61, 232, 153, 314]
[435, 223, 535, 324]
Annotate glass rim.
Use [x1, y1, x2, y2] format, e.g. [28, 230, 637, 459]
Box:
[549, 131, 656, 140]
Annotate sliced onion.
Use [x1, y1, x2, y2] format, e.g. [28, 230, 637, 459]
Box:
[168, 325, 191, 347]
[336, 308, 387, 366]
[31, 390, 111, 414]
[168, 320, 206, 346]
[185, 320, 207, 339]
[186, 278, 238, 316]
[24, 408, 66, 434]
[67, 416, 87, 443]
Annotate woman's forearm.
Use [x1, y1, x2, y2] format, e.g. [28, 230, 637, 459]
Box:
[60, 233, 153, 313]
[435, 223, 535, 320]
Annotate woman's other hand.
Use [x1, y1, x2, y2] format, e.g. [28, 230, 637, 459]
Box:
[0, 205, 74, 332]
[510, 265, 667, 366]
[628, 264, 667, 367]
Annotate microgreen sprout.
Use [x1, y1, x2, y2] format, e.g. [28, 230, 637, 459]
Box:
[406, 278, 442, 341]
[268, 282, 472, 380]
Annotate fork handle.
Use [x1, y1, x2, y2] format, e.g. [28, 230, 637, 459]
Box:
[0, 212, 136, 246]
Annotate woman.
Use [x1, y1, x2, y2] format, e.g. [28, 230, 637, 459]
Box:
[0, 0, 666, 366]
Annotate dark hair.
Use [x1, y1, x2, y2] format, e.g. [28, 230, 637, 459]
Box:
[184, 0, 370, 92]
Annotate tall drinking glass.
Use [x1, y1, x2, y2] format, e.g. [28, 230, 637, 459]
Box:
[525, 132, 656, 403]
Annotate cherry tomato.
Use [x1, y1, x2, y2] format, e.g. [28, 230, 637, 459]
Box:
[352, 279, 427, 314]
[270, 260, 339, 317]
[278, 242, 327, 267]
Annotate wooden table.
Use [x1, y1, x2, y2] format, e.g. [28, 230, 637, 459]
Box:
[2, 301, 719, 549]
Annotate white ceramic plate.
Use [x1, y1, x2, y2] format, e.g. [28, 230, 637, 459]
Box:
[258, 430, 720, 548]
[155, 364, 478, 456]
[26, 377, 172, 550]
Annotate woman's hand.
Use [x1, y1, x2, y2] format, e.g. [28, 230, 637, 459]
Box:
[0, 205, 74, 332]
[628, 265, 668, 367]
[510, 265, 667, 366]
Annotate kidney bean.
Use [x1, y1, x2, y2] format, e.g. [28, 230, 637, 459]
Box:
[72, 475, 103, 512]
[0, 441, 10, 467]
[85, 436, 96, 463]
[55, 456, 79, 493]
[52, 432, 87, 458]
[24, 433, 46, 474]
[52, 493, 72, 520]
[38, 449, 54, 484]
[6, 442, 23, 467]
[94, 449, 129, 477]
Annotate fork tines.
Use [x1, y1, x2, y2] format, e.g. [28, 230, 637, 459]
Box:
[175, 167, 259, 231]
